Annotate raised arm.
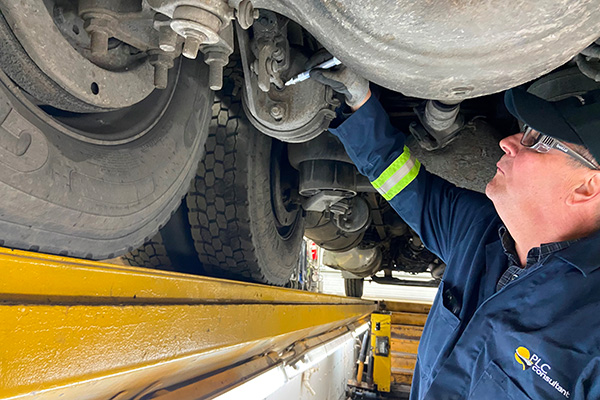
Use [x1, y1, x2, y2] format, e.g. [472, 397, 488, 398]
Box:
[330, 95, 496, 263]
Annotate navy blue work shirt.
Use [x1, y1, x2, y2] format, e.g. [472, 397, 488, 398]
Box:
[330, 95, 600, 400]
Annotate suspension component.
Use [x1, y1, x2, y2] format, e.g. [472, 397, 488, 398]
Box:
[147, 1, 234, 60]
[236, 0, 260, 30]
[409, 100, 465, 151]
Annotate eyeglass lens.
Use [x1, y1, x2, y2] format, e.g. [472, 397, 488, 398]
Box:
[520, 126, 541, 147]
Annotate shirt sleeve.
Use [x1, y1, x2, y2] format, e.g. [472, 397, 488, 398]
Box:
[329, 95, 495, 263]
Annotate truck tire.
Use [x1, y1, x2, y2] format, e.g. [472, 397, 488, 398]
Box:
[344, 278, 364, 298]
[0, 11, 213, 259]
[185, 67, 305, 285]
[122, 201, 201, 274]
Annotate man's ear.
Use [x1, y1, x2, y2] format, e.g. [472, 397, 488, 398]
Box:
[568, 171, 600, 205]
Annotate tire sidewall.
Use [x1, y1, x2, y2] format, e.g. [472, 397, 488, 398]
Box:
[245, 126, 305, 285]
[0, 59, 213, 258]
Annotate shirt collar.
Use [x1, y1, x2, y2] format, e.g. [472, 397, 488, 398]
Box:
[498, 226, 520, 267]
[496, 226, 596, 273]
[553, 229, 600, 277]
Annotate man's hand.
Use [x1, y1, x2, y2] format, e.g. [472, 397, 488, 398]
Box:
[307, 52, 370, 110]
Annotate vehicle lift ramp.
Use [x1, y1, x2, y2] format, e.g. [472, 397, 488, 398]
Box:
[0, 247, 382, 399]
[0, 247, 430, 399]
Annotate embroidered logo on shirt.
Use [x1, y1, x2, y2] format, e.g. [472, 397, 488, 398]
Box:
[515, 346, 534, 370]
[514, 346, 570, 398]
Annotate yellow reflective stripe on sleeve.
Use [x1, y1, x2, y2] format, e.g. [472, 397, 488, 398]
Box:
[380, 159, 420, 200]
[371, 146, 412, 190]
[371, 146, 421, 200]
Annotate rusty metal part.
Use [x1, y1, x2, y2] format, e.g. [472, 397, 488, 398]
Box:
[251, 10, 290, 91]
[245, 0, 600, 101]
[82, 13, 116, 56]
[78, 0, 157, 52]
[148, 16, 183, 89]
[148, 50, 175, 89]
[200, 24, 234, 90]
[269, 103, 285, 120]
[0, 0, 155, 108]
[156, 23, 179, 53]
[236, 21, 339, 143]
[147, 0, 235, 59]
[171, 5, 220, 58]
[236, 0, 259, 29]
[79, 0, 184, 92]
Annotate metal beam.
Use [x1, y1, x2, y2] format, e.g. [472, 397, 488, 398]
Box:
[0, 248, 375, 399]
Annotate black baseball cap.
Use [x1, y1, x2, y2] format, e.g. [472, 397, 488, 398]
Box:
[504, 88, 600, 162]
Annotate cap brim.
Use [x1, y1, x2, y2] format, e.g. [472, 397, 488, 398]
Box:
[504, 88, 583, 146]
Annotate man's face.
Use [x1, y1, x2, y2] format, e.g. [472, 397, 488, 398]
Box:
[485, 132, 582, 222]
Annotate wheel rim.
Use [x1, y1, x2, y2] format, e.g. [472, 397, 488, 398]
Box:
[0, 0, 179, 146]
[270, 140, 302, 240]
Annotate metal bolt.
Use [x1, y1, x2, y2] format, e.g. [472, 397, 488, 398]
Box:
[83, 15, 115, 56]
[149, 52, 174, 90]
[158, 26, 178, 53]
[270, 104, 284, 121]
[89, 30, 109, 55]
[154, 64, 169, 89]
[183, 36, 201, 59]
[182, 34, 207, 59]
[204, 50, 230, 91]
[208, 63, 224, 91]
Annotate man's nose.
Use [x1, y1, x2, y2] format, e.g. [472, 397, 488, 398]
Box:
[499, 133, 523, 157]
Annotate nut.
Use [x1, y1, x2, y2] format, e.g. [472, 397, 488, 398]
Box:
[269, 104, 285, 121]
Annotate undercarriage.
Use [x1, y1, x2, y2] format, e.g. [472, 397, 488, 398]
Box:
[1, 0, 600, 296]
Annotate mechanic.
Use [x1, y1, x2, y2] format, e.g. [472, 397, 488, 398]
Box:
[310, 66, 600, 399]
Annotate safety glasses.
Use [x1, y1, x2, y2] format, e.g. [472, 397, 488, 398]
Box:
[520, 125, 598, 170]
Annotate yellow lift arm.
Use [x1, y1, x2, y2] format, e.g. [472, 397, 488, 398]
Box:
[0, 248, 376, 399]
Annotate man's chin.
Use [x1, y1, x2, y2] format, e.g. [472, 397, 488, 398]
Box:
[485, 180, 496, 200]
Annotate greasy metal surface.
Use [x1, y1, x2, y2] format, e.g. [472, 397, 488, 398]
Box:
[0, 0, 154, 108]
[236, 22, 338, 142]
[251, 0, 600, 100]
[0, 247, 375, 399]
